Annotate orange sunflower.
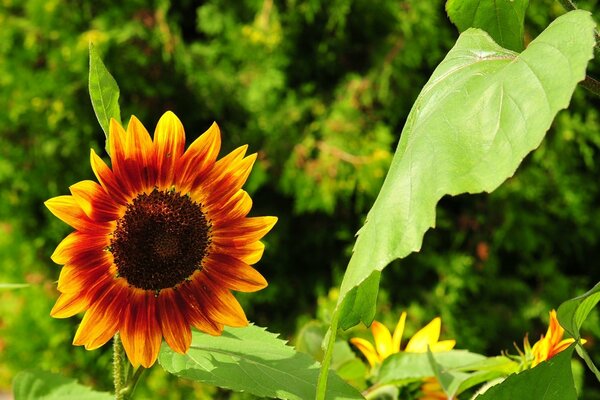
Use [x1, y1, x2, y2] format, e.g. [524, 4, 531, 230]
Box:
[45, 111, 276, 368]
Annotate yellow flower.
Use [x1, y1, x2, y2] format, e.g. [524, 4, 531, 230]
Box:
[350, 312, 455, 399]
[45, 112, 276, 367]
[531, 310, 581, 367]
[350, 312, 456, 367]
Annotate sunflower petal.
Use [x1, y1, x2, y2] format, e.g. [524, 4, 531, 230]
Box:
[155, 111, 185, 189]
[183, 276, 248, 327]
[157, 289, 192, 354]
[45, 196, 97, 232]
[69, 180, 122, 222]
[120, 290, 162, 368]
[201, 153, 256, 205]
[125, 116, 156, 192]
[51, 290, 91, 318]
[392, 312, 407, 353]
[211, 241, 265, 265]
[176, 122, 221, 194]
[209, 190, 253, 224]
[212, 216, 277, 246]
[430, 339, 456, 352]
[73, 281, 127, 350]
[349, 337, 380, 368]
[90, 149, 130, 205]
[405, 317, 442, 353]
[51, 231, 109, 264]
[371, 321, 393, 359]
[204, 253, 267, 292]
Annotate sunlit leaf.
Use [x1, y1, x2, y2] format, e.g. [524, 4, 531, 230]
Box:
[336, 10, 595, 330]
[446, 0, 529, 51]
[88, 42, 121, 154]
[377, 350, 486, 384]
[13, 370, 112, 400]
[476, 344, 577, 400]
[158, 325, 363, 400]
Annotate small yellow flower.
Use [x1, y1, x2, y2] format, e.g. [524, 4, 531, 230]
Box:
[350, 312, 456, 368]
[531, 310, 582, 367]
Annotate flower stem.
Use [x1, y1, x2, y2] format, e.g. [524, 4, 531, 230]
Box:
[113, 333, 145, 400]
[113, 333, 126, 400]
[315, 309, 339, 400]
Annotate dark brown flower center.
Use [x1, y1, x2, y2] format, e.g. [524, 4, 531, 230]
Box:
[110, 188, 211, 291]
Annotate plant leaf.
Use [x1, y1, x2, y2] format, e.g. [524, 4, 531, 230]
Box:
[13, 370, 112, 400]
[158, 325, 363, 400]
[88, 42, 121, 154]
[557, 281, 600, 381]
[476, 344, 577, 400]
[446, 0, 529, 51]
[377, 350, 486, 384]
[336, 10, 596, 330]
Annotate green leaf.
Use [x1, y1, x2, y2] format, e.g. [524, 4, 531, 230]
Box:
[557, 281, 600, 381]
[476, 344, 577, 400]
[13, 370, 112, 400]
[377, 350, 486, 384]
[88, 42, 121, 154]
[336, 10, 596, 330]
[0, 283, 29, 289]
[158, 325, 363, 400]
[446, 0, 529, 51]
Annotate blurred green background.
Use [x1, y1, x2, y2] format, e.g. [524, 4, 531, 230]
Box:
[1, 0, 600, 398]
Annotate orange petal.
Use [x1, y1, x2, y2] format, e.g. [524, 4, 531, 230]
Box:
[405, 317, 441, 353]
[204, 252, 267, 292]
[157, 289, 192, 354]
[177, 284, 223, 335]
[51, 290, 91, 318]
[349, 337, 380, 368]
[212, 216, 277, 247]
[73, 281, 128, 350]
[154, 111, 185, 189]
[125, 116, 157, 192]
[51, 231, 109, 264]
[90, 149, 131, 205]
[120, 290, 162, 368]
[211, 241, 265, 265]
[208, 190, 253, 225]
[57, 254, 112, 293]
[45, 196, 98, 232]
[200, 153, 256, 206]
[175, 122, 221, 194]
[108, 118, 130, 186]
[69, 180, 122, 222]
[183, 276, 248, 327]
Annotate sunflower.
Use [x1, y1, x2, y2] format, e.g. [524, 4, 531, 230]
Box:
[530, 310, 582, 367]
[45, 111, 276, 368]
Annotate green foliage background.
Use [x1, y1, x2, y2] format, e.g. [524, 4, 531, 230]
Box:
[0, 0, 599, 398]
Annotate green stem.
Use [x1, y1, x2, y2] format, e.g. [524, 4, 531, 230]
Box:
[113, 333, 126, 400]
[315, 309, 340, 400]
[113, 333, 145, 400]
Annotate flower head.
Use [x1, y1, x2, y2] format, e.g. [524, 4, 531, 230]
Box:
[350, 312, 456, 368]
[45, 112, 276, 367]
[530, 310, 579, 367]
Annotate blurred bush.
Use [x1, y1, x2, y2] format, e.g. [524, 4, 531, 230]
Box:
[0, 0, 599, 397]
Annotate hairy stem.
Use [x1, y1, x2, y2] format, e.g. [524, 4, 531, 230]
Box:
[113, 333, 126, 400]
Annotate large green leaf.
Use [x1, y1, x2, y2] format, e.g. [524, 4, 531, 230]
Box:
[336, 10, 595, 330]
[158, 325, 363, 400]
[88, 42, 121, 154]
[557, 281, 600, 381]
[446, 0, 529, 51]
[476, 344, 577, 400]
[13, 370, 112, 400]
